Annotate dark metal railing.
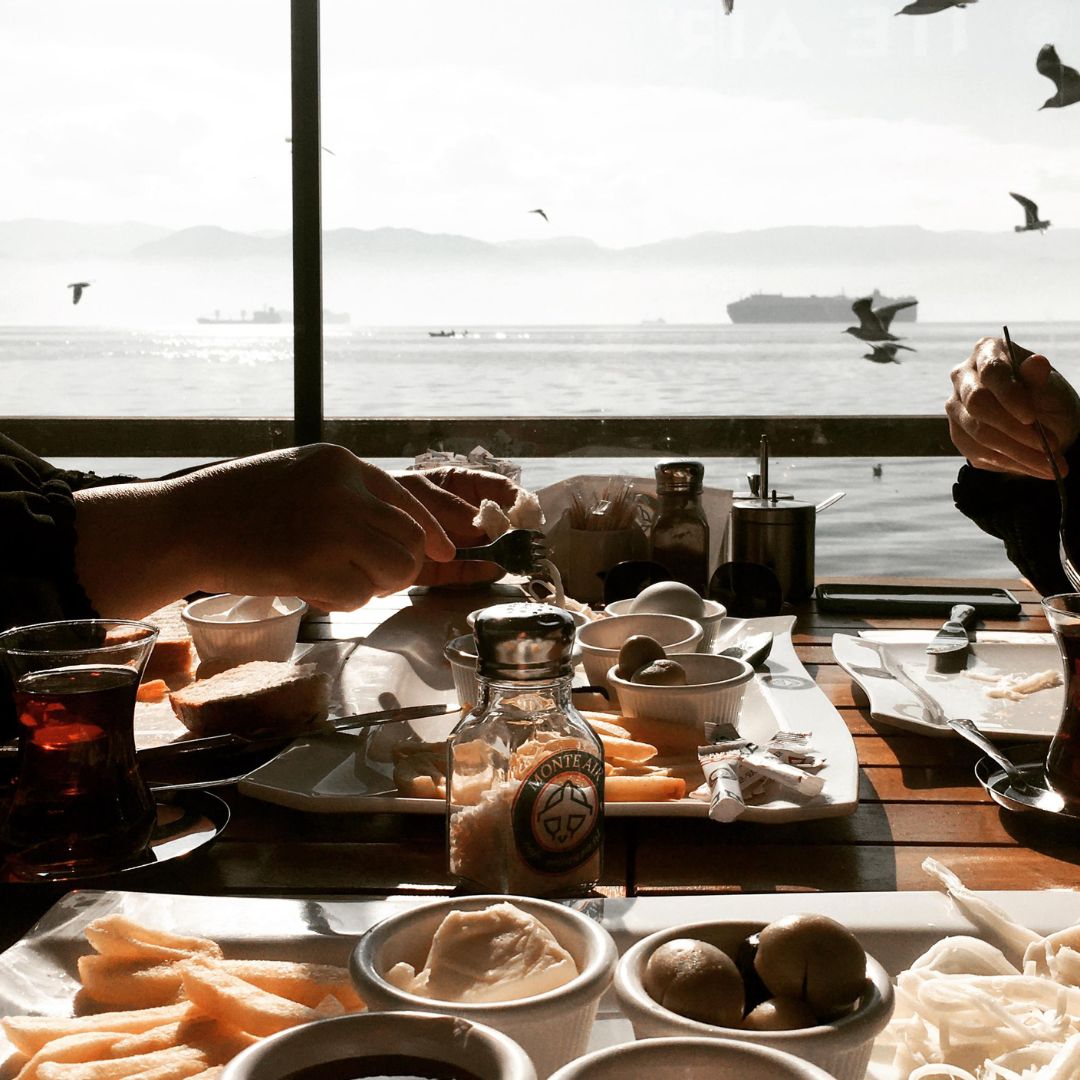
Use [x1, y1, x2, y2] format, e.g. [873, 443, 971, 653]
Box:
[1, 415, 957, 461]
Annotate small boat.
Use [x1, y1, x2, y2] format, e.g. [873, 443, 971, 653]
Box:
[428, 329, 456, 338]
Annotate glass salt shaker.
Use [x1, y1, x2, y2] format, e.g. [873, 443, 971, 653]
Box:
[650, 459, 710, 596]
[447, 603, 604, 896]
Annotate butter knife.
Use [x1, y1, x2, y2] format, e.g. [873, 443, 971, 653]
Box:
[925, 604, 978, 674]
[137, 702, 457, 765]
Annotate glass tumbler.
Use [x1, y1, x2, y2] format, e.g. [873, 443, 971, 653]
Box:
[0, 619, 159, 879]
[1042, 594, 1080, 804]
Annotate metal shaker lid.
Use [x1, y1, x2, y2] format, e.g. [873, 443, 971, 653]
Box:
[732, 497, 816, 523]
[655, 459, 704, 493]
[473, 603, 575, 681]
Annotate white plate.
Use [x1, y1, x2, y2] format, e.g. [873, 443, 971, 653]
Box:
[832, 631, 1064, 740]
[239, 614, 858, 822]
[4, 887, 1080, 1080]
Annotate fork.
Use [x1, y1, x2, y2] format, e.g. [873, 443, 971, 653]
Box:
[1003, 325, 1080, 591]
[453, 529, 548, 575]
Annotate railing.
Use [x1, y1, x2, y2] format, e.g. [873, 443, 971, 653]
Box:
[3, 415, 957, 461]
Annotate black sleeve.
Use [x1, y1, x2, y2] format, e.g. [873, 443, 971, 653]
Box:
[952, 445, 1080, 597]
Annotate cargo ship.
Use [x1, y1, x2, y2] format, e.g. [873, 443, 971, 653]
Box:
[726, 290, 917, 324]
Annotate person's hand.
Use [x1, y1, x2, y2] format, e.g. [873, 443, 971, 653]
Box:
[395, 466, 521, 587]
[946, 336, 1080, 479]
[173, 444, 456, 610]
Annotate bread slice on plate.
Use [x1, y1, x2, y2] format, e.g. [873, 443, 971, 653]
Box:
[169, 661, 330, 737]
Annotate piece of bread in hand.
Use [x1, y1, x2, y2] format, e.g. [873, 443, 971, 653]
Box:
[168, 661, 330, 737]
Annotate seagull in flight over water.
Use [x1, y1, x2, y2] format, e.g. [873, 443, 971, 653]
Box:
[529, 208, 549, 222]
[67, 282, 91, 305]
[844, 297, 918, 342]
[864, 342, 913, 364]
[722, 0, 734, 13]
[1037, 44, 1080, 110]
[1010, 192, 1051, 233]
[895, 0, 975, 14]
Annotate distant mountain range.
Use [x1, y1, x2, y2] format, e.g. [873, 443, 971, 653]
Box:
[3, 218, 1078, 266]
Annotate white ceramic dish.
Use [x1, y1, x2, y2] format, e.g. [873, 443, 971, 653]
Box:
[577, 614, 703, 692]
[222, 1010, 536, 1080]
[605, 597, 727, 652]
[607, 652, 754, 731]
[237, 615, 860, 822]
[349, 895, 618, 1079]
[181, 594, 307, 664]
[6, 888, 1080, 1080]
[832, 630, 1063, 739]
[615, 920, 893, 1080]
[547, 1036, 836, 1079]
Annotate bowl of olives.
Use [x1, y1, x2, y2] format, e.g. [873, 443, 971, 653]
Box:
[613, 915, 894, 1080]
[576, 614, 703, 692]
[606, 636, 754, 733]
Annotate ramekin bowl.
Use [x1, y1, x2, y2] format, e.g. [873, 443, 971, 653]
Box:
[605, 597, 726, 651]
[181, 594, 306, 664]
[349, 894, 618, 1079]
[576, 614, 702, 692]
[547, 1036, 838, 1080]
[607, 652, 754, 734]
[221, 1010, 536, 1080]
[444, 633, 480, 713]
[614, 919, 894, 1080]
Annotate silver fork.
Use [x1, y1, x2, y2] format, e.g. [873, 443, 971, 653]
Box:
[453, 529, 548, 575]
[1003, 326, 1080, 590]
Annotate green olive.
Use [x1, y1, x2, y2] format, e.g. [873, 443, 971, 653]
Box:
[643, 938, 744, 1027]
[632, 659, 687, 686]
[616, 635, 666, 680]
[753, 914, 867, 1017]
[742, 996, 820, 1031]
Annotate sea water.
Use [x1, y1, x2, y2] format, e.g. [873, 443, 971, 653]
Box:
[4, 321, 1080, 579]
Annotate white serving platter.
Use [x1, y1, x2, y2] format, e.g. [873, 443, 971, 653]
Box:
[237, 614, 859, 822]
[4, 887, 1080, 1080]
[832, 630, 1064, 740]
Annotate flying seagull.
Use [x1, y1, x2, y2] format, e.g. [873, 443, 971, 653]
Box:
[67, 282, 91, 305]
[843, 297, 918, 342]
[722, 0, 733, 12]
[895, 0, 975, 14]
[529, 208, 549, 222]
[1037, 44, 1080, 110]
[1010, 192, 1051, 233]
[863, 342, 914, 364]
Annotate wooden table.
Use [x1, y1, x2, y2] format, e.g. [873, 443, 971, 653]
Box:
[2, 577, 1076, 950]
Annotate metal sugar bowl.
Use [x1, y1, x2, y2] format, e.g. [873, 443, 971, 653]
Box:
[730, 493, 817, 603]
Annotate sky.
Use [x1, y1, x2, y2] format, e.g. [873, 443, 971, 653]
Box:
[2, 0, 1079, 248]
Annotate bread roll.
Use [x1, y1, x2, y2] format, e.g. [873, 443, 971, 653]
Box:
[168, 661, 330, 737]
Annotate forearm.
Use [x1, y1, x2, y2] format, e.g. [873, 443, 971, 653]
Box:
[74, 478, 204, 619]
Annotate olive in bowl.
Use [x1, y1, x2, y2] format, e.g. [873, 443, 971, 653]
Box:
[614, 917, 894, 1080]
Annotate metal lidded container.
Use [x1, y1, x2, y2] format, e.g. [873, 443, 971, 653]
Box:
[473, 603, 575, 681]
[731, 494, 816, 602]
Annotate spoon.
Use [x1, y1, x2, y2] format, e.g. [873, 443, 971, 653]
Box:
[815, 491, 846, 514]
[716, 630, 774, 668]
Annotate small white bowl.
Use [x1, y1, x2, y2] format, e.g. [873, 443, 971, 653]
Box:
[605, 597, 726, 651]
[221, 1010, 536, 1080]
[576, 613, 702, 692]
[607, 652, 754, 734]
[547, 1036, 838, 1080]
[615, 920, 893, 1080]
[349, 894, 618, 1079]
[444, 633, 480, 713]
[181, 594, 306, 664]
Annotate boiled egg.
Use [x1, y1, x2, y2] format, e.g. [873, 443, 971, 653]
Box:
[629, 581, 705, 620]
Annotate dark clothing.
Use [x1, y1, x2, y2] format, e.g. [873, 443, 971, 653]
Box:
[0, 435, 137, 740]
[952, 444, 1080, 597]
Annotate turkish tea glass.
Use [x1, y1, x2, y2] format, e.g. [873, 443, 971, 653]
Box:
[1042, 594, 1080, 804]
[0, 619, 159, 880]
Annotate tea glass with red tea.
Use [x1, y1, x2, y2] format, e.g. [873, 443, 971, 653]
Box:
[1042, 594, 1080, 804]
[0, 618, 159, 880]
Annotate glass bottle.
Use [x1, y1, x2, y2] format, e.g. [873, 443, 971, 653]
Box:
[447, 603, 604, 896]
[650, 459, 710, 596]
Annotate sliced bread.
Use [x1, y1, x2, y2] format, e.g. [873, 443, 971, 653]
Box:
[168, 661, 330, 737]
[142, 599, 196, 683]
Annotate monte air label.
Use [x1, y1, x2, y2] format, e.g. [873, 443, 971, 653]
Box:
[512, 748, 603, 874]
